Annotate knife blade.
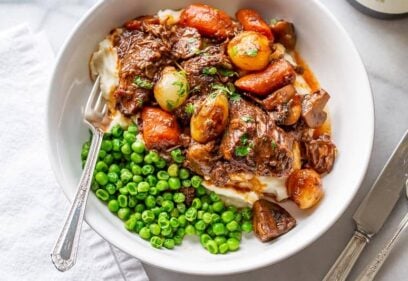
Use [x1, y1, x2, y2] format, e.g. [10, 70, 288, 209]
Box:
[354, 130, 408, 236]
[323, 129, 408, 281]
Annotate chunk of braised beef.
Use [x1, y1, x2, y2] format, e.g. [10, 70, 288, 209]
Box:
[304, 134, 336, 174]
[209, 161, 250, 186]
[252, 199, 296, 242]
[185, 141, 219, 176]
[171, 26, 202, 59]
[114, 88, 150, 116]
[181, 45, 233, 95]
[180, 187, 196, 206]
[301, 89, 330, 128]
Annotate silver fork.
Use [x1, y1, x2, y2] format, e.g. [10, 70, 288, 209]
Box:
[51, 76, 110, 271]
[355, 179, 408, 281]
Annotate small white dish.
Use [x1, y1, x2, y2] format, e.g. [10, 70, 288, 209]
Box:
[47, 0, 374, 275]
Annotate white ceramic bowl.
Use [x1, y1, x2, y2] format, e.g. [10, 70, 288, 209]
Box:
[47, 0, 374, 275]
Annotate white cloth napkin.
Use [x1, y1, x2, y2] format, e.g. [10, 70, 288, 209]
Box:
[0, 24, 149, 281]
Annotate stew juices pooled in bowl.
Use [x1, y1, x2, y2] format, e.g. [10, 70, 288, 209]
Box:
[86, 3, 337, 253]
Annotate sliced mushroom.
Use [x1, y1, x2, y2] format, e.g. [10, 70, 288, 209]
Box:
[282, 94, 302, 126]
[262, 84, 296, 110]
[270, 20, 296, 50]
[252, 199, 296, 242]
[301, 89, 330, 128]
[305, 134, 336, 174]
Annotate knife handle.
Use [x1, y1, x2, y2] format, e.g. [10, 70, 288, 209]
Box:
[323, 230, 370, 281]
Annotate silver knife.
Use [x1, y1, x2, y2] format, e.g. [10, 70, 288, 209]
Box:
[323, 130, 408, 281]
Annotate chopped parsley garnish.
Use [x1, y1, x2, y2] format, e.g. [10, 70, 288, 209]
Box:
[172, 73, 188, 97]
[185, 103, 195, 116]
[241, 115, 254, 123]
[166, 100, 175, 111]
[271, 140, 277, 150]
[133, 76, 153, 90]
[245, 48, 259, 57]
[270, 18, 279, 25]
[202, 67, 218, 76]
[218, 68, 238, 77]
[212, 83, 241, 102]
[235, 146, 250, 157]
[240, 133, 249, 145]
[189, 85, 201, 94]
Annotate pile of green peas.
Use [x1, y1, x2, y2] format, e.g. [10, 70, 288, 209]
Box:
[81, 123, 253, 254]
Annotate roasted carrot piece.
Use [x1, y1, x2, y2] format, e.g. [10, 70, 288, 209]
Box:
[180, 4, 233, 39]
[235, 59, 296, 96]
[236, 9, 273, 40]
[141, 107, 181, 150]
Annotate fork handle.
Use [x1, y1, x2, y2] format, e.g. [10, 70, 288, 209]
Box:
[51, 129, 103, 271]
[323, 230, 370, 281]
[355, 212, 408, 281]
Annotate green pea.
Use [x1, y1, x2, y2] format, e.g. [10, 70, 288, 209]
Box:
[144, 154, 154, 164]
[156, 180, 169, 192]
[177, 168, 189, 180]
[214, 236, 227, 246]
[205, 240, 218, 254]
[109, 164, 121, 174]
[126, 182, 137, 195]
[226, 221, 239, 232]
[211, 213, 221, 224]
[227, 237, 240, 251]
[150, 236, 163, 248]
[182, 179, 192, 187]
[95, 161, 108, 172]
[121, 143, 132, 155]
[212, 201, 224, 213]
[81, 148, 89, 160]
[119, 187, 129, 195]
[191, 175, 202, 188]
[200, 234, 211, 246]
[156, 196, 164, 206]
[145, 195, 156, 209]
[177, 203, 186, 214]
[221, 210, 234, 223]
[155, 158, 166, 169]
[195, 220, 206, 231]
[118, 208, 130, 220]
[219, 243, 229, 254]
[135, 192, 147, 200]
[137, 182, 150, 193]
[111, 124, 123, 137]
[168, 177, 181, 190]
[131, 140, 145, 154]
[201, 202, 209, 211]
[161, 228, 172, 237]
[167, 164, 179, 177]
[202, 212, 212, 224]
[125, 216, 136, 231]
[118, 194, 128, 207]
[197, 210, 204, 220]
[128, 196, 137, 208]
[148, 151, 160, 163]
[131, 152, 143, 164]
[158, 217, 170, 229]
[135, 203, 145, 213]
[112, 139, 121, 152]
[142, 164, 155, 175]
[133, 175, 143, 183]
[170, 217, 180, 229]
[134, 221, 144, 233]
[158, 212, 169, 220]
[98, 150, 107, 159]
[173, 192, 185, 203]
[185, 207, 197, 222]
[120, 169, 133, 183]
[107, 172, 118, 183]
[229, 231, 242, 241]
[150, 224, 161, 236]
[170, 148, 184, 164]
[234, 213, 242, 223]
[157, 171, 169, 180]
[101, 140, 113, 151]
[162, 192, 173, 201]
[241, 207, 252, 221]
[141, 210, 155, 223]
[163, 238, 175, 249]
[178, 215, 187, 227]
[104, 154, 113, 165]
[113, 152, 122, 160]
[127, 123, 138, 133]
[196, 185, 206, 196]
[242, 221, 253, 233]
[212, 223, 226, 236]
[191, 198, 202, 209]
[209, 192, 220, 202]
[162, 200, 174, 212]
[95, 172, 108, 186]
[173, 235, 183, 246]
[146, 175, 157, 187]
[123, 131, 136, 144]
[176, 227, 185, 237]
[105, 183, 116, 195]
[139, 227, 151, 240]
[116, 180, 123, 189]
[108, 200, 119, 212]
[185, 224, 195, 235]
[149, 187, 158, 196]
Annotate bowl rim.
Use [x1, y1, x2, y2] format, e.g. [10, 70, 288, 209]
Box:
[46, 0, 374, 275]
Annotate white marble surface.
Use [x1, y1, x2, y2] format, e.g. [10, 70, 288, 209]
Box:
[1, 0, 406, 280]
